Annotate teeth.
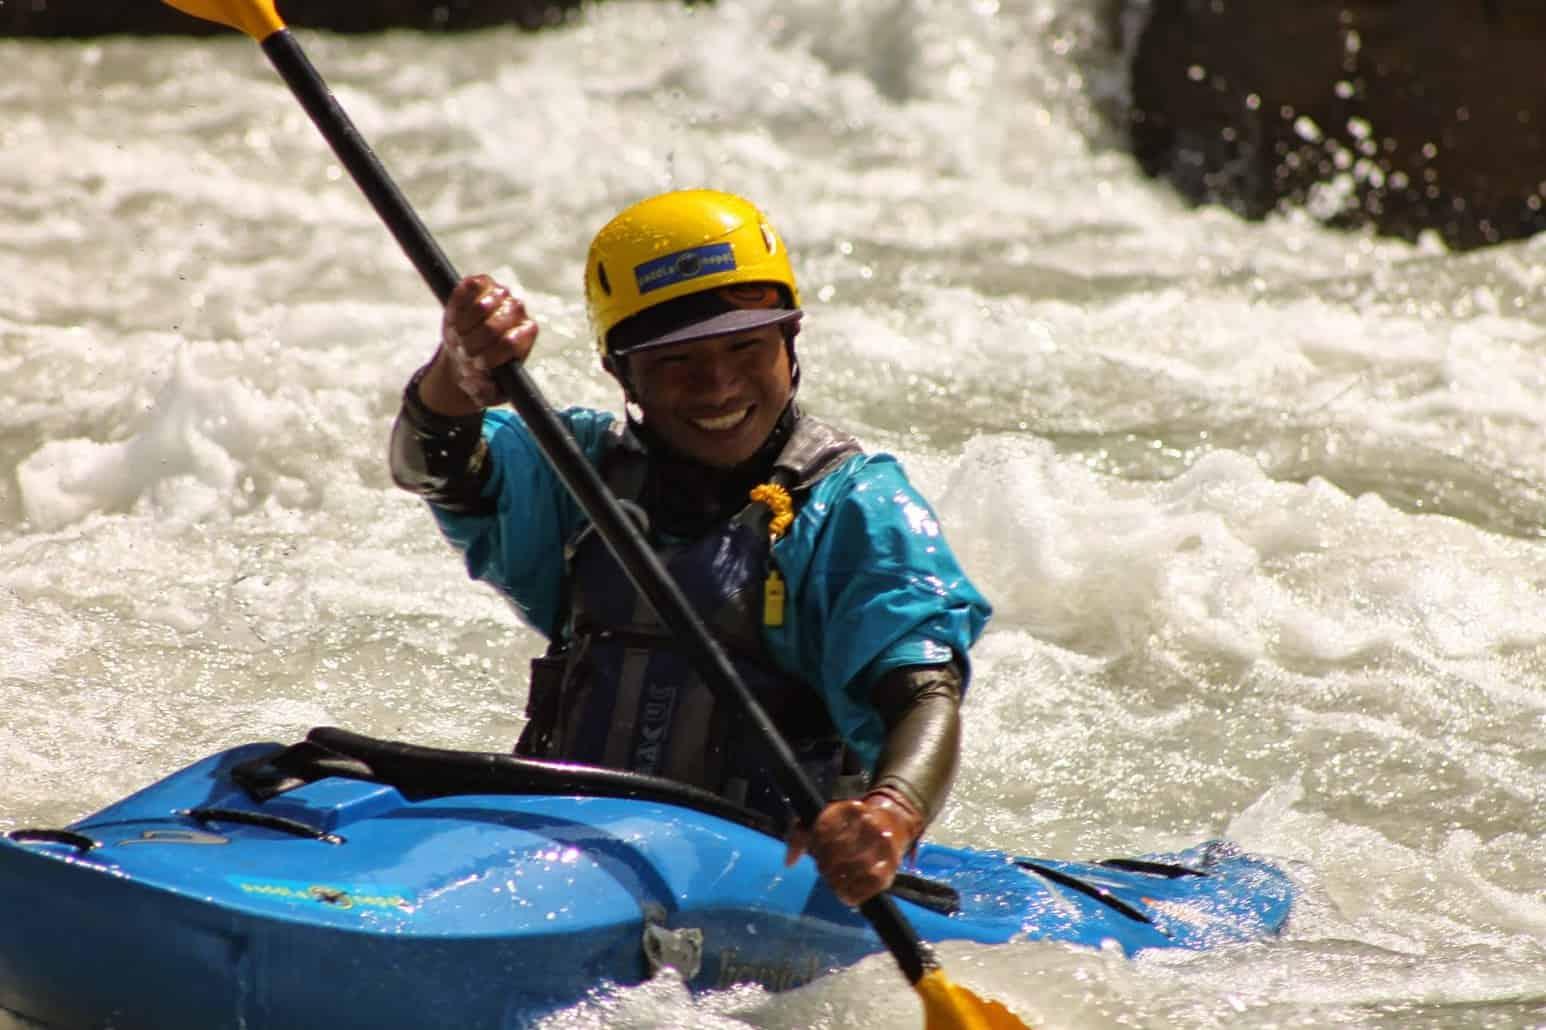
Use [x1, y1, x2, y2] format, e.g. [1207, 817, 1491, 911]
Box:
[692, 408, 750, 432]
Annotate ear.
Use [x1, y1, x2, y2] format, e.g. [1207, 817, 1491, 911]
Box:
[781, 324, 801, 393]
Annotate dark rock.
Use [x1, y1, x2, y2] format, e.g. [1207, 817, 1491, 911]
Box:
[0, 0, 582, 37]
[1128, 0, 1546, 248]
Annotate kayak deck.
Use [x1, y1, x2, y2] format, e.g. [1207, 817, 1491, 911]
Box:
[0, 727, 1294, 1029]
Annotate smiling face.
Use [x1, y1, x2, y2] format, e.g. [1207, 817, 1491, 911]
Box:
[627, 325, 793, 468]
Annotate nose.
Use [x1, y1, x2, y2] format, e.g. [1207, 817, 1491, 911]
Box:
[686, 353, 738, 400]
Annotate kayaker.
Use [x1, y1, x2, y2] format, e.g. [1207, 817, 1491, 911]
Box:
[390, 189, 990, 906]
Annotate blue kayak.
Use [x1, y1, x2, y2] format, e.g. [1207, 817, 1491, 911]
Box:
[0, 727, 1293, 1029]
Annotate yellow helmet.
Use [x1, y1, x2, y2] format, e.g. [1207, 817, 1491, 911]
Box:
[585, 189, 802, 359]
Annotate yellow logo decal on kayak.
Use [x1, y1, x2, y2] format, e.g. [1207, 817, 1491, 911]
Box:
[228, 876, 412, 911]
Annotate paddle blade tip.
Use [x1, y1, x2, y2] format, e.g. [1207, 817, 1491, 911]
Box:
[916, 968, 1033, 1030]
[162, 0, 285, 39]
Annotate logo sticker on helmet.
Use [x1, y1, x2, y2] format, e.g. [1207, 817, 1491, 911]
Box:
[635, 243, 737, 294]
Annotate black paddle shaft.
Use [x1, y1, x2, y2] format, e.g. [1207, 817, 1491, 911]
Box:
[258, 28, 934, 985]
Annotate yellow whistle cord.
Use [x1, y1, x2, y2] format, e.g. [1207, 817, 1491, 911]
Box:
[749, 482, 794, 540]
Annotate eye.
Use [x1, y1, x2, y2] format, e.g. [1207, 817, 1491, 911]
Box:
[643, 351, 691, 372]
[733, 332, 781, 355]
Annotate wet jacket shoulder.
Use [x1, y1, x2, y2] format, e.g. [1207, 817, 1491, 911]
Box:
[764, 450, 991, 764]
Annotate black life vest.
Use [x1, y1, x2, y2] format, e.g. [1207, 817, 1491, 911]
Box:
[516, 415, 864, 825]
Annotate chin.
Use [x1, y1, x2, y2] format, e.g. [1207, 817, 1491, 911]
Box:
[693, 447, 755, 469]
[668, 424, 767, 468]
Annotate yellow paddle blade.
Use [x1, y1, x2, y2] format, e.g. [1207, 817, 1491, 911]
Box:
[915, 968, 1031, 1030]
[162, 0, 285, 40]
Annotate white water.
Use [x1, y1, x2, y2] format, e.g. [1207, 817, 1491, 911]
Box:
[2, 0, 1544, 1026]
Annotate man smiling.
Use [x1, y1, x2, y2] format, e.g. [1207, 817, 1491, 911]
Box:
[390, 189, 990, 906]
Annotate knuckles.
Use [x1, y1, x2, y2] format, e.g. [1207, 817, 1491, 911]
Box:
[443, 276, 535, 377]
[802, 799, 909, 904]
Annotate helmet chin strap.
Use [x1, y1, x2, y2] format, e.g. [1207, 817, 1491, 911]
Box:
[601, 353, 636, 404]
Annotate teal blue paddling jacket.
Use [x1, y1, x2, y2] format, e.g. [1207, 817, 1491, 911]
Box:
[428, 406, 992, 768]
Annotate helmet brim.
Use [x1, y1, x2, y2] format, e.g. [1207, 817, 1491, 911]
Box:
[611, 306, 803, 356]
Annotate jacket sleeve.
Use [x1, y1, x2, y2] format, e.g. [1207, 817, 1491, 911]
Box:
[769, 453, 992, 766]
[391, 384, 617, 638]
[389, 365, 496, 515]
[868, 661, 962, 826]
